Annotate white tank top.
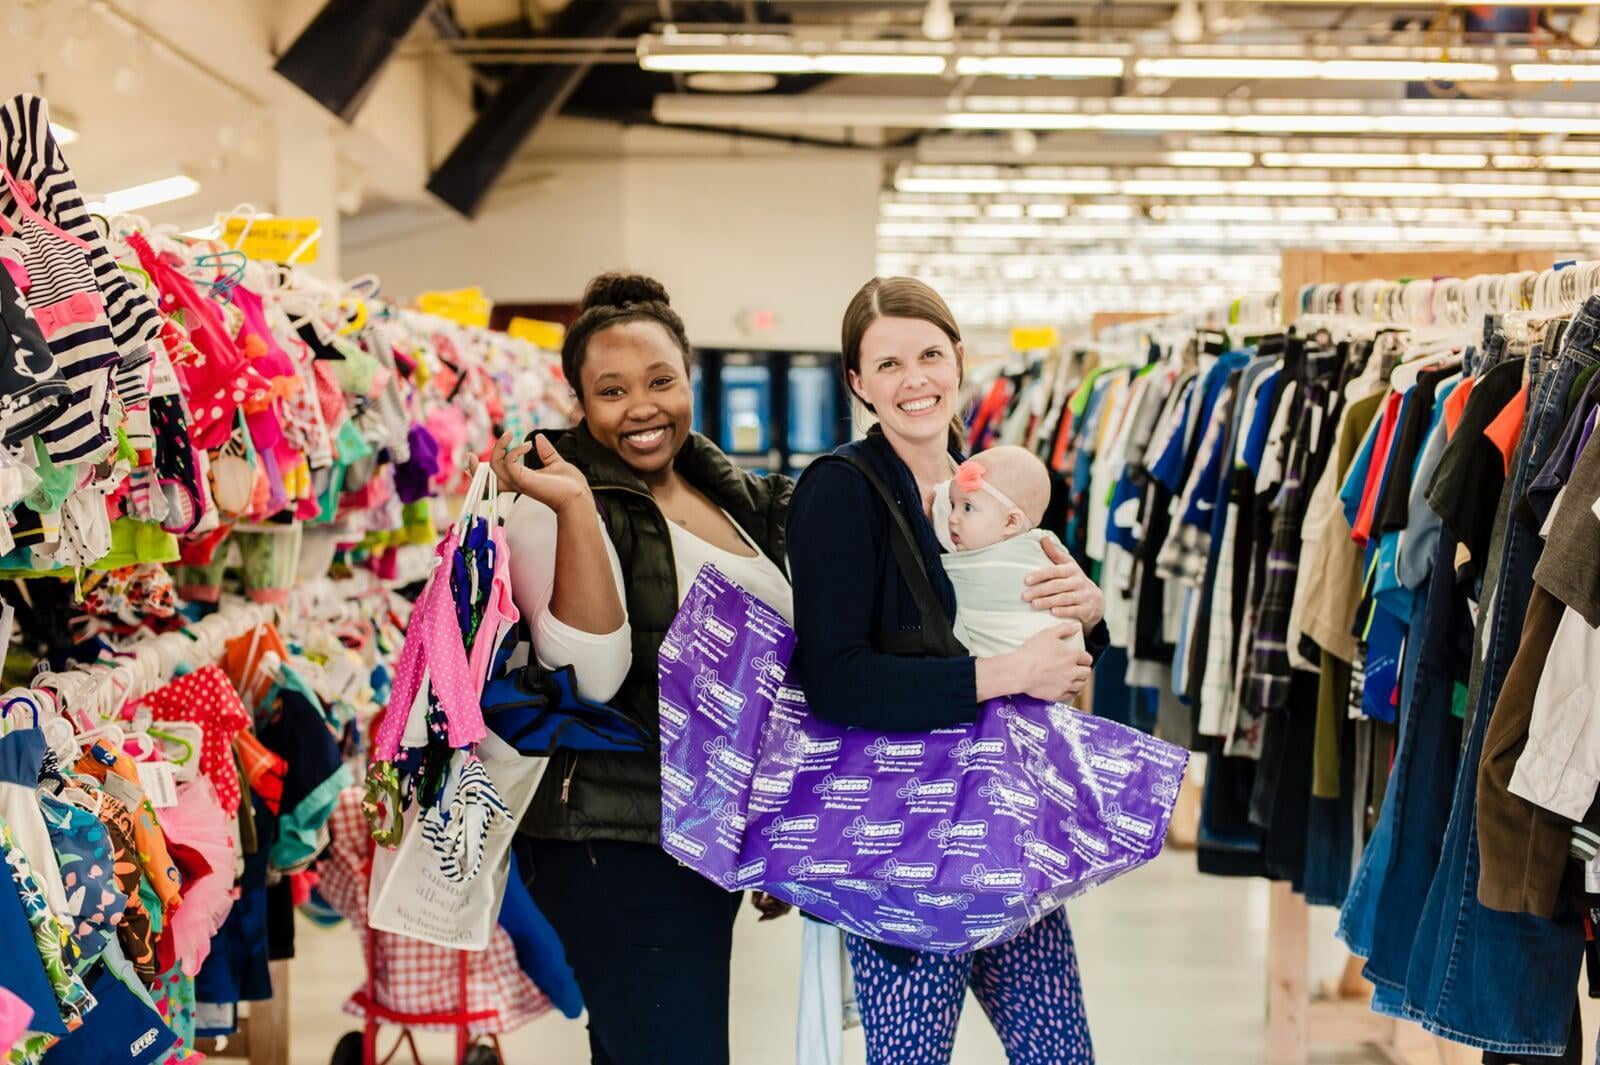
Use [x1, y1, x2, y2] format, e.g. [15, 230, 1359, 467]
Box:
[667, 512, 794, 623]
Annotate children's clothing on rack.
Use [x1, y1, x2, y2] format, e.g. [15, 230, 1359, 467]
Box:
[0, 90, 576, 1064]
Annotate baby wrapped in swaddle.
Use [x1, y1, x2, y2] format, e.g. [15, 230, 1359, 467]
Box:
[932, 445, 1087, 659]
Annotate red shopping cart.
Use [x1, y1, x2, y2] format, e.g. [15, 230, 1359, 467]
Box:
[319, 788, 549, 1065]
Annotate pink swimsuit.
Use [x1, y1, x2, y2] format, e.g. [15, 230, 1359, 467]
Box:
[373, 525, 488, 760]
[466, 523, 520, 695]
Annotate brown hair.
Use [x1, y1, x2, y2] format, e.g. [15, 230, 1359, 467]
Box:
[562, 272, 694, 401]
[839, 276, 966, 444]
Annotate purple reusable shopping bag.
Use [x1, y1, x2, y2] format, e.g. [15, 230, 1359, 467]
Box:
[658, 564, 1189, 954]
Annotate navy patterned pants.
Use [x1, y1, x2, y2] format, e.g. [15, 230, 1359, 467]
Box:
[844, 909, 1094, 1064]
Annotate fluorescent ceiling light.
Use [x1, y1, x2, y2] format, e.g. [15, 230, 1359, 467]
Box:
[1159, 204, 1340, 221]
[1261, 151, 1488, 169]
[895, 168, 1600, 200]
[881, 202, 980, 217]
[1512, 64, 1600, 81]
[642, 53, 812, 73]
[898, 176, 1120, 194]
[1075, 204, 1138, 219]
[1231, 115, 1379, 133]
[1089, 113, 1237, 132]
[51, 123, 77, 146]
[1026, 203, 1069, 217]
[1120, 179, 1235, 196]
[812, 55, 948, 76]
[657, 93, 1600, 138]
[1496, 154, 1600, 170]
[641, 52, 945, 75]
[954, 56, 1124, 78]
[1132, 58, 1498, 81]
[1135, 58, 1320, 79]
[87, 175, 200, 215]
[1163, 151, 1255, 166]
[1318, 60, 1499, 80]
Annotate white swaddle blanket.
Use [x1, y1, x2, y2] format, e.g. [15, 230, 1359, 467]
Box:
[944, 529, 1087, 658]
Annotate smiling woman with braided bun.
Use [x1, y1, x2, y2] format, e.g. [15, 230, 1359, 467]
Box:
[492, 273, 793, 1065]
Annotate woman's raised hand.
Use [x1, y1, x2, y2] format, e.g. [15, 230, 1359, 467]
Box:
[1023, 537, 1105, 629]
[488, 431, 593, 515]
[1012, 623, 1095, 705]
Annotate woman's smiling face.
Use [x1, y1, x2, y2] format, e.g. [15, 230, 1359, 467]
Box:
[848, 315, 964, 449]
[577, 319, 694, 476]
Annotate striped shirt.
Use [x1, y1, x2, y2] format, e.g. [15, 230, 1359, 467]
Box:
[0, 94, 160, 462]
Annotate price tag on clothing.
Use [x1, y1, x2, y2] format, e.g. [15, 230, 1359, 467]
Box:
[1586, 854, 1600, 895]
[320, 653, 366, 704]
[136, 761, 179, 808]
[99, 770, 146, 811]
[0, 602, 12, 662]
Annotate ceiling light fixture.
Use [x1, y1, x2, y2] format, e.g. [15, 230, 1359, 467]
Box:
[87, 175, 201, 215]
[1496, 154, 1600, 170]
[893, 168, 1600, 200]
[953, 56, 1125, 78]
[1162, 150, 1256, 166]
[655, 94, 1600, 137]
[922, 0, 956, 42]
[641, 52, 946, 75]
[1512, 63, 1600, 81]
[1260, 151, 1490, 168]
[1134, 57, 1497, 81]
[685, 71, 780, 92]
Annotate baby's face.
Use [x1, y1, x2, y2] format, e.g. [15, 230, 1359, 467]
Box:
[948, 481, 1021, 550]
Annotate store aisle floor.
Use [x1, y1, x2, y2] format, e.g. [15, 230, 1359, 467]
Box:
[288, 850, 1385, 1064]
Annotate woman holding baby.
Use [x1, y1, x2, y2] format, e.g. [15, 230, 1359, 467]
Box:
[788, 276, 1108, 1064]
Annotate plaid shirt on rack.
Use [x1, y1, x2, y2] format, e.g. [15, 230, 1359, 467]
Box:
[1248, 345, 1339, 713]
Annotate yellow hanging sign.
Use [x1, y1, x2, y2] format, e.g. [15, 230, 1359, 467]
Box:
[416, 286, 492, 328]
[507, 316, 565, 349]
[1010, 325, 1060, 351]
[221, 216, 321, 264]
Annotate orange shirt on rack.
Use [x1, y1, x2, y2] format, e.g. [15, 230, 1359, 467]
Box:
[1443, 374, 1476, 438]
[75, 743, 183, 916]
[1352, 391, 1403, 547]
[1484, 382, 1529, 476]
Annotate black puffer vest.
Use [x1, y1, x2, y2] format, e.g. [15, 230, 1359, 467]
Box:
[518, 422, 791, 844]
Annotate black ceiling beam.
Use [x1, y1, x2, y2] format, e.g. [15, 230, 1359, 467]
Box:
[274, 0, 433, 122]
[427, 2, 629, 218]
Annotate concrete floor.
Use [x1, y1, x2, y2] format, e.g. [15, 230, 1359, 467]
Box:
[284, 849, 1405, 1064]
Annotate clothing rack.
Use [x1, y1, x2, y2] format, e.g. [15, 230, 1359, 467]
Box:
[12, 574, 400, 1065]
[1264, 248, 1565, 1065]
[1093, 293, 1283, 364]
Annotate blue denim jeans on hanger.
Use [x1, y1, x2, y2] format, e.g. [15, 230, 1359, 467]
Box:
[1402, 306, 1598, 1055]
[1356, 524, 1464, 1003]
[1337, 581, 1428, 956]
[1340, 348, 1479, 964]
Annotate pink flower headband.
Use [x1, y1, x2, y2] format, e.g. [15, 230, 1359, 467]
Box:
[953, 460, 1023, 514]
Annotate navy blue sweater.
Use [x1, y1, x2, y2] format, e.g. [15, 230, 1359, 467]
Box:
[787, 433, 1110, 732]
[787, 433, 978, 731]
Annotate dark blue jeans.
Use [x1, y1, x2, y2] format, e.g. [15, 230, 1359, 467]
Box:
[1341, 525, 1459, 979]
[516, 837, 743, 1065]
[1402, 308, 1598, 1054]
